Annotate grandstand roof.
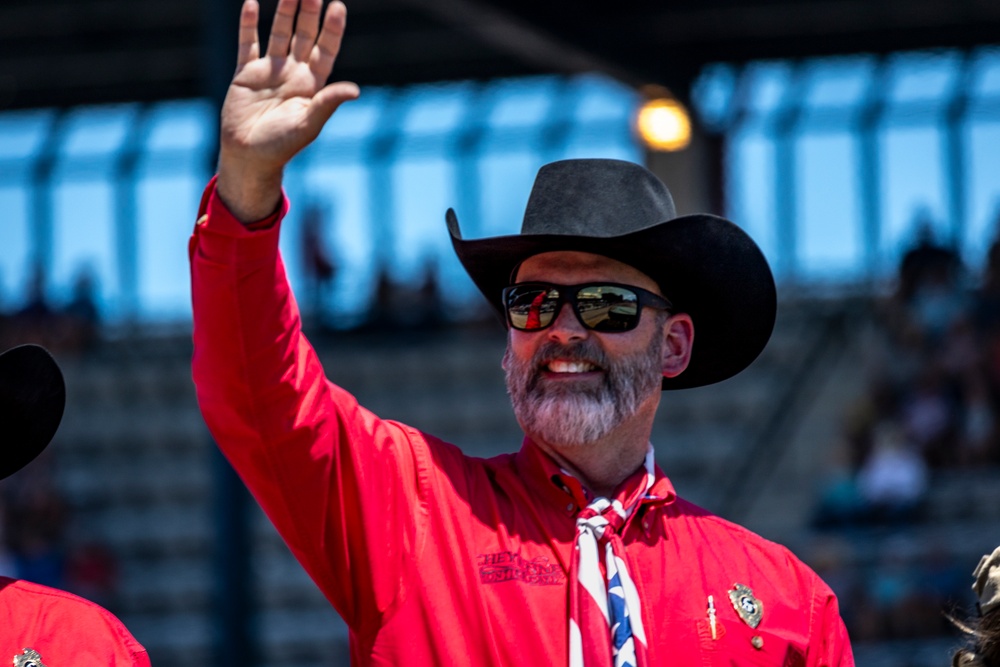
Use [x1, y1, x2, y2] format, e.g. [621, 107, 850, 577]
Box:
[4, 0, 1000, 110]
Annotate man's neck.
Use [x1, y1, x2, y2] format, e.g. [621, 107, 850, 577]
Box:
[531, 418, 653, 500]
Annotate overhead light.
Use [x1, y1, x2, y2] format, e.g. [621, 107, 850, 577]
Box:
[635, 89, 691, 152]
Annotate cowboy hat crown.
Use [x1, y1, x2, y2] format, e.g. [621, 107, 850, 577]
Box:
[0, 344, 65, 480]
[447, 158, 777, 389]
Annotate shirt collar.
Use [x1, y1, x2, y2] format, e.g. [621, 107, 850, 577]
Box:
[514, 436, 677, 511]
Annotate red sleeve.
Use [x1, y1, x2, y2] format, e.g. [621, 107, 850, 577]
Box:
[809, 581, 854, 667]
[189, 177, 426, 635]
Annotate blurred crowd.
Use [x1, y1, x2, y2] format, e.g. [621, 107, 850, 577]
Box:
[811, 537, 969, 643]
[0, 263, 101, 356]
[815, 214, 1000, 530]
[1, 263, 119, 608]
[808, 211, 1000, 644]
[0, 450, 122, 613]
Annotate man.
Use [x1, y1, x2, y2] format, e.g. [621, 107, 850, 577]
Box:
[0, 344, 151, 667]
[190, 0, 854, 664]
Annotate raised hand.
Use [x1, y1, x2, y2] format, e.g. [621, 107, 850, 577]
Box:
[217, 0, 359, 222]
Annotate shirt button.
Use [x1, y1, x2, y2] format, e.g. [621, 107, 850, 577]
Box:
[566, 503, 574, 512]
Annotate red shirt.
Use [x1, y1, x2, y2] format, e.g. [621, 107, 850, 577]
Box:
[0, 577, 150, 667]
[190, 180, 854, 666]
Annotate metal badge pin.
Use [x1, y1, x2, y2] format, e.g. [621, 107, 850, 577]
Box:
[707, 595, 718, 639]
[14, 648, 47, 667]
[729, 583, 764, 629]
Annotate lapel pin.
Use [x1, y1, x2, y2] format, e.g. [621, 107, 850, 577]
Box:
[729, 583, 764, 629]
[707, 595, 718, 639]
[14, 648, 47, 667]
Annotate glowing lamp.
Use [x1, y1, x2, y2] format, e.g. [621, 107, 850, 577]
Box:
[636, 97, 691, 152]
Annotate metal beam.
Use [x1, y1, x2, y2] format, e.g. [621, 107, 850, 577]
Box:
[395, 0, 645, 87]
[644, 0, 1000, 43]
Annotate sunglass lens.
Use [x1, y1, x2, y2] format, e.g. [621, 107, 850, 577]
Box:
[507, 286, 559, 330]
[577, 285, 639, 331]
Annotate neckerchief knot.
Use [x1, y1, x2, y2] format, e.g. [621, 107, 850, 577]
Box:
[577, 498, 627, 540]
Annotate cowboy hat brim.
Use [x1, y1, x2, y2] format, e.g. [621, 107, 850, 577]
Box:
[0, 344, 66, 480]
[447, 210, 777, 390]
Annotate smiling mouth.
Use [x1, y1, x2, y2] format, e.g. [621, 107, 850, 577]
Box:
[544, 360, 601, 374]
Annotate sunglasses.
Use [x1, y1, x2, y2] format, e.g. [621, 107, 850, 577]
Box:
[502, 282, 672, 333]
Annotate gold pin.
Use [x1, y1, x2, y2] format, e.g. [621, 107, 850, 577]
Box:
[14, 648, 47, 667]
[707, 595, 718, 639]
[751, 635, 764, 650]
[729, 583, 764, 629]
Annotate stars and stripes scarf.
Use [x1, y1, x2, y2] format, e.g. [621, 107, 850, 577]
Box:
[569, 449, 655, 667]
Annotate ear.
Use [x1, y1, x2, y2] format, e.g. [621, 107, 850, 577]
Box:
[661, 313, 694, 379]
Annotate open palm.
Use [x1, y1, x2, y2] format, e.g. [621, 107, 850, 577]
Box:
[219, 0, 358, 189]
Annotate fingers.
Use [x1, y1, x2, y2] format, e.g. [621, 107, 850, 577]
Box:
[310, 2, 348, 79]
[236, 0, 261, 66]
[290, 0, 323, 62]
[266, 0, 298, 58]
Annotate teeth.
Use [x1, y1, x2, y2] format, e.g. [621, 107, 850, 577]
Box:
[547, 360, 596, 373]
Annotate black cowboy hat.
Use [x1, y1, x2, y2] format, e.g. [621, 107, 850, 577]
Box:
[446, 158, 776, 390]
[0, 344, 66, 480]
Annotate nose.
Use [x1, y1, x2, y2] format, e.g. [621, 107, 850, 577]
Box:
[546, 302, 587, 344]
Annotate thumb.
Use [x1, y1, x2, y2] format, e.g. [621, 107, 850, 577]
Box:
[305, 81, 361, 134]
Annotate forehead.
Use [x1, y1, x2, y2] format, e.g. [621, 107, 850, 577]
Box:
[514, 251, 660, 294]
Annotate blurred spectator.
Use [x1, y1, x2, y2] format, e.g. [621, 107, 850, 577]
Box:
[2, 454, 69, 590]
[816, 537, 968, 643]
[900, 365, 958, 466]
[842, 372, 899, 470]
[0, 262, 104, 356]
[62, 264, 102, 352]
[889, 213, 967, 361]
[300, 201, 338, 328]
[4, 263, 56, 349]
[17, 262, 54, 321]
[365, 261, 448, 331]
[941, 315, 982, 380]
[811, 439, 867, 529]
[897, 211, 962, 302]
[414, 256, 444, 330]
[0, 497, 16, 578]
[807, 537, 865, 632]
[856, 423, 928, 524]
[865, 539, 919, 638]
[954, 372, 998, 466]
[909, 262, 968, 347]
[65, 541, 120, 612]
[367, 265, 397, 330]
[974, 208, 1000, 332]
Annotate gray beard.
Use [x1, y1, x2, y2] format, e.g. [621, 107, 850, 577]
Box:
[503, 333, 664, 448]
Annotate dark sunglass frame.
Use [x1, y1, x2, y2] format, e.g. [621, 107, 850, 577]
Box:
[501, 282, 672, 333]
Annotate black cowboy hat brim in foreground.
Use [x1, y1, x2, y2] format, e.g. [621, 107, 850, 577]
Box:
[447, 210, 777, 390]
[0, 344, 66, 480]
